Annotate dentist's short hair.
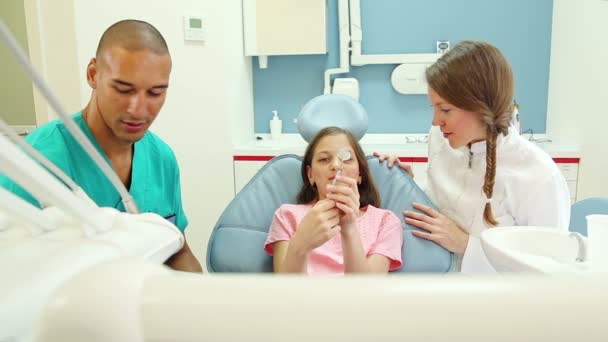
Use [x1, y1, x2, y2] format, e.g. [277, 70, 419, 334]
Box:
[96, 19, 169, 57]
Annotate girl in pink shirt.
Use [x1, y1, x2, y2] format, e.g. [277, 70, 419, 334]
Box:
[264, 127, 404, 275]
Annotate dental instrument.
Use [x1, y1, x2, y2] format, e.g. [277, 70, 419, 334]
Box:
[0, 131, 112, 234]
[0, 19, 185, 340]
[0, 120, 97, 208]
[0, 187, 54, 235]
[0, 20, 139, 214]
[332, 148, 352, 185]
[0, 126, 183, 341]
[569, 232, 587, 263]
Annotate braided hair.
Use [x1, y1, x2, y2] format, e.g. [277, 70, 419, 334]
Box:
[426, 41, 514, 226]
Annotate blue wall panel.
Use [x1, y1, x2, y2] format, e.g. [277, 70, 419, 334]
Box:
[253, 0, 553, 134]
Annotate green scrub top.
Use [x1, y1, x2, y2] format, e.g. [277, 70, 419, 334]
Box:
[0, 112, 188, 232]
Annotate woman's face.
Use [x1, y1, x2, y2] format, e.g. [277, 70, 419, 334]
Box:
[428, 87, 487, 148]
[307, 134, 361, 200]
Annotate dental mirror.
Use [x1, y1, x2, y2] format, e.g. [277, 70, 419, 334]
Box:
[332, 149, 352, 185]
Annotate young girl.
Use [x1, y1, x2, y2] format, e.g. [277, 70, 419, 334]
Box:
[375, 40, 570, 273]
[264, 127, 404, 275]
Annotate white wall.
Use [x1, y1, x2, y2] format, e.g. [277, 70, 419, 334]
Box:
[25, 0, 253, 269]
[23, 0, 81, 125]
[221, 3, 255, 147]
[547, 0, 608, 200]
[0, 0, 36, 125]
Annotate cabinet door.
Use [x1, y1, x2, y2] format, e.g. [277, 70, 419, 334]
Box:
[556, 163, 579, 203]
[410, 162, 428, 190]
[233, 161, 268, 195]
[243, 0, 327, 56]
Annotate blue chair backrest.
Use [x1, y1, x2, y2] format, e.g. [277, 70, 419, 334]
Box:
[569, 197, 608, 236]
[206, 154, 454, 273]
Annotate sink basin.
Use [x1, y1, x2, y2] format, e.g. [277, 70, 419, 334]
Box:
[481, 226, 589, 273]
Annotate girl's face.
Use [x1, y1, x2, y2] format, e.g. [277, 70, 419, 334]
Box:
[307, 134, 361, 200]
[428, 87, 487, 148]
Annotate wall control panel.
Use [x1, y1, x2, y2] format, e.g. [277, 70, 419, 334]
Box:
[184, 15, 205, 42]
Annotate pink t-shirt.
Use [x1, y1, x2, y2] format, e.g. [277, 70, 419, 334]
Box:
[264, 204, 404, 275]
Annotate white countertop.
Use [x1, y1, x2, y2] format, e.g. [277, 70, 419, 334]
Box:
[233, 133, 581, 159]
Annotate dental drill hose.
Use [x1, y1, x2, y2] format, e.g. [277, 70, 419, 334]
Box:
[0, 19, 139, 213]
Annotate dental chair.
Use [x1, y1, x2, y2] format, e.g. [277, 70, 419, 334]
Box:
[206, 153, 454, 273]
[569, 197, 608, 236]
[207, 93, 454, 273]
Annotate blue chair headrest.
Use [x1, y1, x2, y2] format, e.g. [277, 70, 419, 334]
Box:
[297, 94, 368, 142]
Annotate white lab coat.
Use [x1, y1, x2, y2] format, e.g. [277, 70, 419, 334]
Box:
[425, 125, 571, 273]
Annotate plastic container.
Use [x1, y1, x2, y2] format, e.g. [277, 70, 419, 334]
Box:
[512, 101, 521, 134]
[270, 110, 282, 140]
[587, 214, 608, 271]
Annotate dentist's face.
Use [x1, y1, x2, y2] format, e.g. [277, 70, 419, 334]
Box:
[428, 87, 487, 149]
[87, 47, 171, 144]
[307, 134, 361, 200]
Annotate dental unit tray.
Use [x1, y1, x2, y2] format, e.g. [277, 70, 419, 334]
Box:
[0, 19, 184, 341]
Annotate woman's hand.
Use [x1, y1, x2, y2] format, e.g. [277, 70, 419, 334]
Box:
[373, 152, 414, 177]
[325, 175, 360, 235]
[404, 203, 469, 254]
[291, 199, 341, 254]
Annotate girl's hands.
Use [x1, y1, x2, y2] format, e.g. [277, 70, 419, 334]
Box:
[291, 199, 341, 253]
[325, 175, 360, 235]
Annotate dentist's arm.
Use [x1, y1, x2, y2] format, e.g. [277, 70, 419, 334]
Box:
[404, 203, 469, 254]
[165, 239, 203, 272]
[372, 152, 413, 177]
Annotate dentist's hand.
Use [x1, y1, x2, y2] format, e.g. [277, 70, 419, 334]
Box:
[291, 199, 341, 253]
[325, 175, 360, 235]
[373, 152, 413, 177]
[404, 203, 469, 254]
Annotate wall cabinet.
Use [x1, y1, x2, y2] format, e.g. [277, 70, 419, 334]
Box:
[243, 0, 327, 57]
[556, 162, 579, 203]
[233, 159, 268, 195]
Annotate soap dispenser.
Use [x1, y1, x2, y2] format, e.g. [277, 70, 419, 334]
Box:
[270, 110, 282, 140]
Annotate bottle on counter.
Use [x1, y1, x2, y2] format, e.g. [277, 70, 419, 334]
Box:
[270, 110, 282, 140]
[512, 100, 521, 134]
